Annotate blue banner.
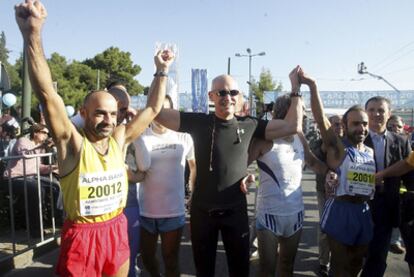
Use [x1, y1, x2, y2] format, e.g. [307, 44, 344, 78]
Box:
[191, 69, 208, 113]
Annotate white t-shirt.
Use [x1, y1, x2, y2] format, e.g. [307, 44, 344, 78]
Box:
[137, 127, 194, 218]
[256, 135, 305, 216]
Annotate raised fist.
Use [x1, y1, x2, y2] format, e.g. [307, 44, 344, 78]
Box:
[298, 67, 317, 87]
[154, 49, 175, 73]
[15, 0, 47, 38]
[289, 65, 301, 93]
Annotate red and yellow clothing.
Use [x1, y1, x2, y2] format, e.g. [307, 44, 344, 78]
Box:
[60, 135, 127, 223]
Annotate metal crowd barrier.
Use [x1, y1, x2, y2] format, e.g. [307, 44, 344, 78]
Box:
[0, 152, 60, 263]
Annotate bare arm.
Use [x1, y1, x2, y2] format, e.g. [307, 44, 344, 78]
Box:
[377, 159, 414, 180]
[298, 132, 328, 175]
[120, 51, 174, 145]
[187, 159, 196, 192]
[264, 97, 303, 140]
[127, 170, 146, 183]
[247, 138, 272, 165]
[15, 1, 81, 175]
[155, 108, 181, 131]
[301, 68, 345, 170]
[264, 66, 303, 140]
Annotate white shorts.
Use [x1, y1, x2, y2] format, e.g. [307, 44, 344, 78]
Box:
[256, 210, 304, 237]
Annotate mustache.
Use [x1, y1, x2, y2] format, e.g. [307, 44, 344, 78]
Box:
[352, 130, 368, 137]
[96, 122, 115, 130]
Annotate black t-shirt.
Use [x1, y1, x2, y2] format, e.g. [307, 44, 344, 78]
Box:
[179, 112, 267, 210]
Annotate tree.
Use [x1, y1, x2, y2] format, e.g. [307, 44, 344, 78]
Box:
[48, 53, 95, 109]
[1, 32, 21, 99]
[252, 68, 282, 103]
[2, 40, 146, 113]
[0, 31, 10, 64]
[8, 55, 22, 95]
[83, 47, 144, 95]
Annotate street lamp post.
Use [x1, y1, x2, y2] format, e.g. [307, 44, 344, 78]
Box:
[235, 48, 266, 116]
[357, 62, 401, 93]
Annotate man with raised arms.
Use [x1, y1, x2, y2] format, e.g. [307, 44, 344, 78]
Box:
[14, 1, 173, 276]
[305, 67, 375, 276]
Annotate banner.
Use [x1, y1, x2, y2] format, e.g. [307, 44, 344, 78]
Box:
[191, 69, 208, 113]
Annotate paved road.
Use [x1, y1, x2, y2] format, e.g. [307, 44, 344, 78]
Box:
[4, 170, 409, 276]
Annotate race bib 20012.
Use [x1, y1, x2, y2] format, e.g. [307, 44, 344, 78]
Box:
[79, 169, 125, 216]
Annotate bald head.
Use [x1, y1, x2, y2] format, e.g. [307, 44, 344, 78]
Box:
[106, 84, 131, 124]
[107, 85, 131, 107]
[81, 90, 118, 140]
[83, 90, 117, 108]
[328, 114, 344, 137]
[211, 75, 239, 92]
[328, 115, 342, 124]
[209, 75, 241, 120]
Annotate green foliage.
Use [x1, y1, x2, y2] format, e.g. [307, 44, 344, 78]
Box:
[8, 56, 22, 94]
[0, 31, 10, 64]
[252, 68, 282, 103]
[83, 47, 144, 95]
[1, 39, 146, 113]
[1, 32, 22, 108]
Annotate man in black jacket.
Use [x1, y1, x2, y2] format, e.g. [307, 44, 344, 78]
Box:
[361, 96, 414, 277]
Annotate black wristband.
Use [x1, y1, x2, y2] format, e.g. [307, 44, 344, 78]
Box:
[153, 71, 168, 77]
[290, 91, 302, 97]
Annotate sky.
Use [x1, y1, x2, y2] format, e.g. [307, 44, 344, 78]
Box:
[1, 0, 414, 97]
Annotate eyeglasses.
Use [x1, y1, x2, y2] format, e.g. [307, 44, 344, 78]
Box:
[36, 130, 49, 135]
[388, 124, 403, 129]
[215, 90, 240, 97]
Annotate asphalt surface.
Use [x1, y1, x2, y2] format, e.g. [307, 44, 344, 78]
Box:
[4, 170, 409, 276]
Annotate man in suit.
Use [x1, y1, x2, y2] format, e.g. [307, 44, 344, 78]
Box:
[361, 96, 414, 277]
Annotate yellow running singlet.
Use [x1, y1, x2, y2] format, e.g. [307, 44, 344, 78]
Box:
[60, 135, 127, 223]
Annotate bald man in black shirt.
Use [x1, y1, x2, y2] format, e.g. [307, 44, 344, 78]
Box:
[156, 68, 303, 277]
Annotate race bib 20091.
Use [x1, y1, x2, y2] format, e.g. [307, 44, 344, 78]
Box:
[346, 162, 375, 196]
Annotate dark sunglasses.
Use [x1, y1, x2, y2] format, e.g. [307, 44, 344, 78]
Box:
[215, 90, 240, 97]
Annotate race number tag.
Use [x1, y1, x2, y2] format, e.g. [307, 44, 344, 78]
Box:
[346, 162, 375, 196]
[79, 169, 125, 216]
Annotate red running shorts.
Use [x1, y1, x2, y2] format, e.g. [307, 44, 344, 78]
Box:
[56, 213, 130, 276]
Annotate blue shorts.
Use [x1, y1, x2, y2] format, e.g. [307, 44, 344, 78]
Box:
[256, 210, 304, 237]
[321, 198, 373, 245]
[140, 215, 185, 234]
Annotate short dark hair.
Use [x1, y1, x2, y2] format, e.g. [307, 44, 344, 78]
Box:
[29, 123, 48, 139]
[106, 80, 127, 90]
[1, 121, 18, 138]
[365, 96, 391, 110]
[387, 115, 403, 124]
[342, 105, 366, 126]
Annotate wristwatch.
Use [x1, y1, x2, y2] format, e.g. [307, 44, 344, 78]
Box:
[290, 90, 302, 97]
[153, 71, 168, 77]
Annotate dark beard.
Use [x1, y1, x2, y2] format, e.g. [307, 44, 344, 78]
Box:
[95, 122, 114, 136]
[347, 130, 367, 144]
